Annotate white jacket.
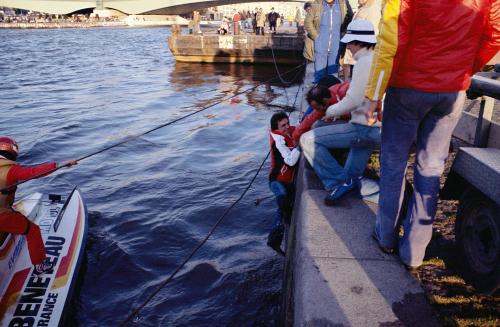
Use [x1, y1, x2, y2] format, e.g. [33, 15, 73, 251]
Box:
[326, 47, 380, 127]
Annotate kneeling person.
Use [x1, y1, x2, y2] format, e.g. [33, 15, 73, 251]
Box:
[0, 137, 77, 275]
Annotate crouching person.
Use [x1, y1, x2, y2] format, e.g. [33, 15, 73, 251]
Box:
[268, 112, 300, 255]
[300, 20, 381, 205]
[0, 137, 77, 275]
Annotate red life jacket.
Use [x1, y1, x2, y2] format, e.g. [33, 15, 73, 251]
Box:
[269, 127, 296, 184]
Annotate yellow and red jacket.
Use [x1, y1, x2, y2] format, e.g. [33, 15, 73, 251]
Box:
[365, 0, 500, 100]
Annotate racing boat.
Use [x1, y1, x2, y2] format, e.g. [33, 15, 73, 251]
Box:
[0, 188, 87, 326]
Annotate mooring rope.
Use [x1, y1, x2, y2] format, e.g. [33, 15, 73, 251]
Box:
[3, 57, 304, 326]
[270, 45, 305, 86]
[0, 63, 305, 194]
[118, 150, 271, 326]
[119, 89, 301, 326]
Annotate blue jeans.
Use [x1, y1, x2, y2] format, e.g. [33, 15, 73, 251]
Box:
[268, 181, 294, 229]
[314, 57, 339, 83]
[300, 122, 381, 190]
[374, 87, 465, 267]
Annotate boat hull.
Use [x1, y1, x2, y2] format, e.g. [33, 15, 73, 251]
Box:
[0, 188, 88, 326]
[168, 34, 305, 65]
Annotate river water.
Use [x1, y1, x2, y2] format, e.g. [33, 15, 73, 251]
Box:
[0, 27, 303, 326]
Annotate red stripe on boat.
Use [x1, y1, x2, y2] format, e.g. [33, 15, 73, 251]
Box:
[0, 268, 30, 320]
[55, 201, 82, 280]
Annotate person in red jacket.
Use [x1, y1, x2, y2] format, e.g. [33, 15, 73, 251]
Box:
[268, 112, 300, 255]
[364, 0, 500, 270]
[0, 137, 77, 275]
[293, 81, 351, 143]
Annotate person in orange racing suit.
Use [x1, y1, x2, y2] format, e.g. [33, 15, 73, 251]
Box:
[0, 136, 77, 275]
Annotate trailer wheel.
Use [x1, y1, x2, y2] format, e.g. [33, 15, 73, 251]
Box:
[456, 187, 500, 294]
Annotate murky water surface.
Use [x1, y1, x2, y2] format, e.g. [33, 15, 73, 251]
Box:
[0, 27, 303, 326]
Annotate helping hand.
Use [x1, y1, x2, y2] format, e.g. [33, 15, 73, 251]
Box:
[60, 160, 78, 168]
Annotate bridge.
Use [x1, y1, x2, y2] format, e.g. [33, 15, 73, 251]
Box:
[0, 0, 305, 15]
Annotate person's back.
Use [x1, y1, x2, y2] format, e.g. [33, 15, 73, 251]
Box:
[364, 0, 499, 270]
[369, 0, 499, 95]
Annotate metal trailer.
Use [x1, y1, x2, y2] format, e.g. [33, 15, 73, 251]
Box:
[441, 65, 500, 294]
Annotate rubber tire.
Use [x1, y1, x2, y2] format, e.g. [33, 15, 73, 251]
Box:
[455, 187, 500, 294]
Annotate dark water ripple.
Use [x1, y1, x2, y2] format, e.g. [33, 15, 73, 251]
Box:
[1, 26, 302, 326]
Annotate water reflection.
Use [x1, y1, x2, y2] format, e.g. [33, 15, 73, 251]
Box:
[170, 62, 304, 87]
[170, 62, 304, 111]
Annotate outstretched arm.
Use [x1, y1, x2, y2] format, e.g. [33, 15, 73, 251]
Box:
[7, 160, 77, 184]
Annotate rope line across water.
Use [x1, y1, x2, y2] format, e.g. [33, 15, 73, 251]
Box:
[0, 62, 305, 194]
[120, 56, 302, 326]
[119, 151, 270, 326]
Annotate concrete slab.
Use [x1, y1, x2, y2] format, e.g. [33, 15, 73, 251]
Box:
[295, 190, 390, 260]
[286, 156, 440, 327]
[295, 256, 437, 327]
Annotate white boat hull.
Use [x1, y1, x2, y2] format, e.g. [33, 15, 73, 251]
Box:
[0, 188, 88, 326]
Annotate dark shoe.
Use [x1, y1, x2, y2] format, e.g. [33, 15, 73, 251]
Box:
[324, 178, 357, 206]
[267, 225, 285, 256]
[33, 259, 54, 276]
[371, 230, 395, 254]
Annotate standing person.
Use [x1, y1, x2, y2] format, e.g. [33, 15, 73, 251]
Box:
[342, 0, 381, 80]
[232, 10, 241, 35]
[294, 7, 302, 27]
[305, 0, 353, 82]
[364, 0, 500, 270]
[246, 10, 253, 30]
[300, 20, 380, 205]
[303, 2, 315, 61]
[267, 8, 279, 33]
[276, 13, 282, 29]
[192, 10, 201, 34]
[268, 112, 301, 255]
[0, 137, 77, 275]
[256, 8, 266, 35]
[252, 8, 257, 33]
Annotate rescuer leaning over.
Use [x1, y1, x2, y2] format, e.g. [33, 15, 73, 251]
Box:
[0, 137, 77, 275]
